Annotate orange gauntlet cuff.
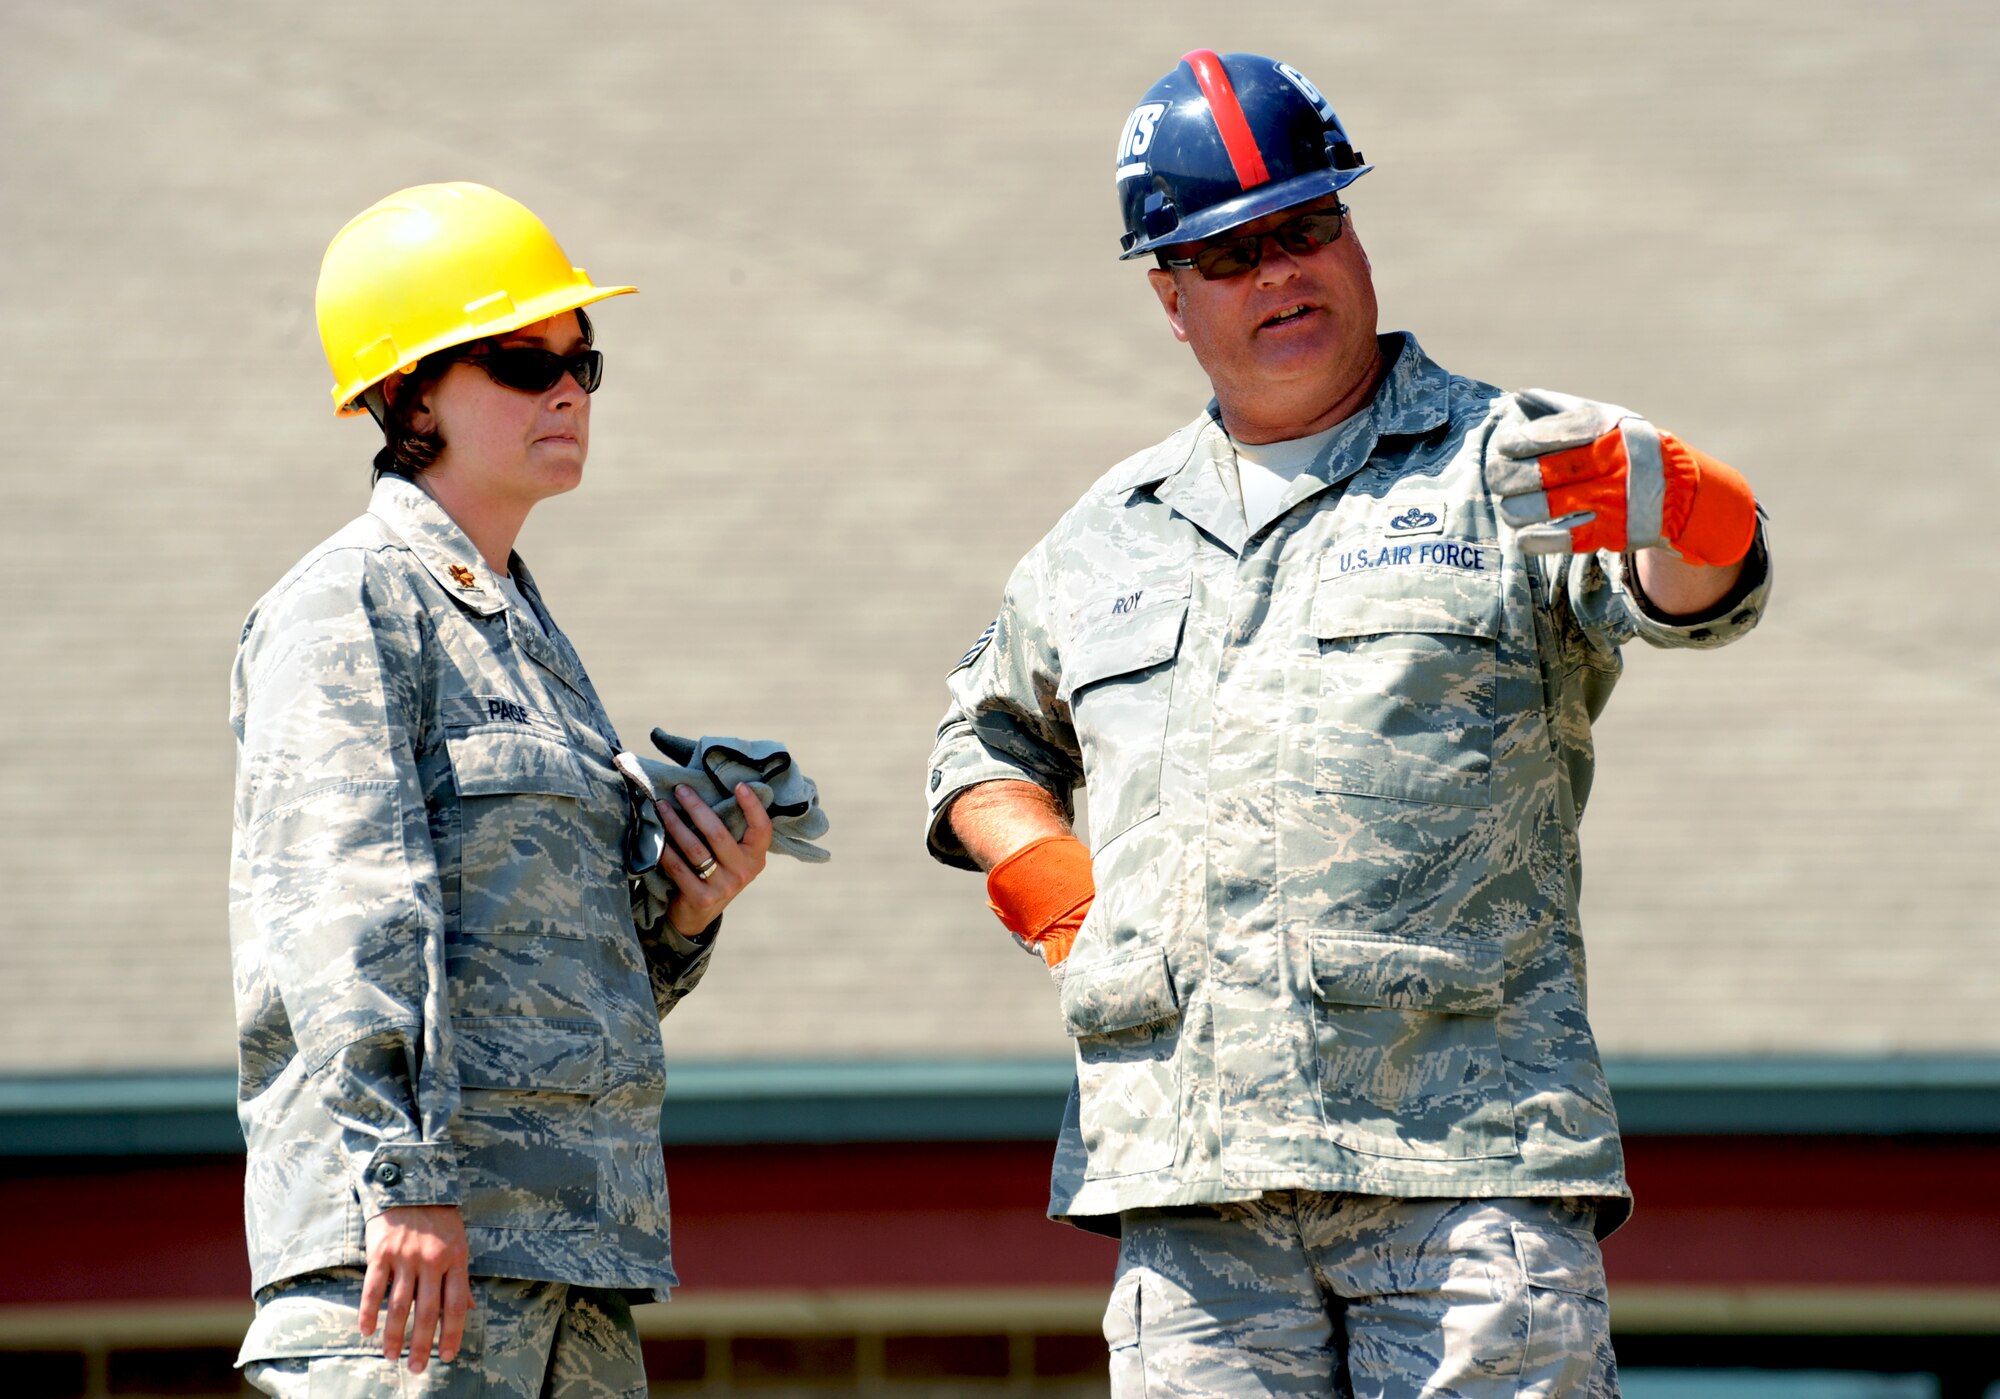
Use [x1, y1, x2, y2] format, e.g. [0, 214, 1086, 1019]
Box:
[1659, 431, 1757, 568]
[986, 835, 1094, 967]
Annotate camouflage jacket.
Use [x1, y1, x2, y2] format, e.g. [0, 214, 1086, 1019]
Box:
[229, 476, 710, 1296]
[926, 334, 1772, 1235]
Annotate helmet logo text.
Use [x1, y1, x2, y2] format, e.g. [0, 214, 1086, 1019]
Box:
[1275, 62, 1336, 122]
[1116, 102, 1169, 179]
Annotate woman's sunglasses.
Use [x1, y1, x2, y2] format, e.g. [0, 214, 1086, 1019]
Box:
[1160, 203, 1350, 281]
[458, 345, 605, 395]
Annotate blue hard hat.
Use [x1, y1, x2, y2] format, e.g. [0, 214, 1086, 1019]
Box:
[1116, 51, 1371, 259]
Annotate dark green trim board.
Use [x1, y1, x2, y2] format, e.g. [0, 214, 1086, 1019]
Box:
[0, 1069, 238, 1156]
[653, 1058, 1077, 1145]
[0, 1057, 1996, 1156]
[1605, 1056, 2000, 1135]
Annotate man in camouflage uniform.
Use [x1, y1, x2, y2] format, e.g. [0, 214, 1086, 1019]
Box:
[232, 185, 774, 1396]
[924, 53, 1769, 1398]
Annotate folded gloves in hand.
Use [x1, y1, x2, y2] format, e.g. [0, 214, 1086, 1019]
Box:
[614, 729, 830, 927]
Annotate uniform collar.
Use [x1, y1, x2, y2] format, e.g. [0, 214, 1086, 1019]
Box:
[366, 475, 600, 706]
[498, 556, 596, 705]
[1109, 332, 1452, 494]
[1105, 332, 1454, 553]
[1367, 330, 1454, 440]
[367, 474, 508, 617]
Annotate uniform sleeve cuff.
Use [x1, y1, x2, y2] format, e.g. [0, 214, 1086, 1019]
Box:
[1618, 509, 1773, 648]
[925, 766, 1076, 871]
[658, 912, 721, 957]
[356, 1142, 461, 1218]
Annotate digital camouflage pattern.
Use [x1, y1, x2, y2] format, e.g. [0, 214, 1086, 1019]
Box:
[1107, 1194, 1618, 1398]
[926, 333, 1772, 1232]
[240, 1268, 647, 1398]
[230, 476, 712, 1298]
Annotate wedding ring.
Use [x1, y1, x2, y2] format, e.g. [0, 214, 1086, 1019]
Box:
[694, 856, 719, 881]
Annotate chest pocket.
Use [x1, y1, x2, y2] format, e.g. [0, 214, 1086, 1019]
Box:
[1310, 562, 1502, 807]
[445, 724, 595, 936]
[1059, 579, 1190, 847]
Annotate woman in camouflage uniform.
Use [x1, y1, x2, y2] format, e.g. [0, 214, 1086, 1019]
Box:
[229, 183, 771, 1397]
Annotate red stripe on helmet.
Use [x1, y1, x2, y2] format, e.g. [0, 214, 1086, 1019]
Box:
[1182, 50, 1271, 190]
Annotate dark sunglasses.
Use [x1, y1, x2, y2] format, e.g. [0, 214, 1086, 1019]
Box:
[458, 345, 605, 395]
[1161, 203, 1350, 281]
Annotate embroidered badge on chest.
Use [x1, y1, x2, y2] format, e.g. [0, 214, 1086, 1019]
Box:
[1382, 500, 1447, 538]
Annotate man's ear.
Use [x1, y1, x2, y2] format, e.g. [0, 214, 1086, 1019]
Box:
[1146, 267, 1192, 345]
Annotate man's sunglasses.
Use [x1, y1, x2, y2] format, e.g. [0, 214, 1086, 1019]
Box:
[1160, 203, 1350, 281]
[458, 345, 605, 395]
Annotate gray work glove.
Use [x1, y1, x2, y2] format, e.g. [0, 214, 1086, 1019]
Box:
[614, 730, 830, 927]
[1491, 387, 1760, 568]
[1489, 389, 1658, 556]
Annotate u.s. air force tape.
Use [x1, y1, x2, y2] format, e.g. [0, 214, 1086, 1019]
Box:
[1331, 538, 1499, 575]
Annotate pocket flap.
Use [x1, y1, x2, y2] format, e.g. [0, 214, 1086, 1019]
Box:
[1309, 933, 1503, 1014]
[1059, 585, 1191, 702]
[455, 1016, 606, 1093]
[1311, 562, 1502, 641]
[1062, 946, 1180, 1037]
[1512, 1218, 1609, 1300]
[447, 726, 591, 800]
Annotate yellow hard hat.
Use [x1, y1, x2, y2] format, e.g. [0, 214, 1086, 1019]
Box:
[316, 182, 636, 415]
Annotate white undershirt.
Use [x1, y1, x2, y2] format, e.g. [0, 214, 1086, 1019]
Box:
[1231, 420, 1348, 534]
[493, 570, 546, 637]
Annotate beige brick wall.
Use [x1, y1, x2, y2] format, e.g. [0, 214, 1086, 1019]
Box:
[2, 1, 1992, 1071]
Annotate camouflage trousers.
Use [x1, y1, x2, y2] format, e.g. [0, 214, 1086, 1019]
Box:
[1106, 1193, 1618, 1399]
[238, 1268, 647, 1399]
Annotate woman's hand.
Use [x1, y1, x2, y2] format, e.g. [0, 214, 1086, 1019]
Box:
[360, 1204, 470, 1373]
[657, 782, 773, 939]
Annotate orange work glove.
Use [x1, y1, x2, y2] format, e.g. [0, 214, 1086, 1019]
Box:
[985, 834, 1094, 968]
[1491, 388, 1757, 567]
